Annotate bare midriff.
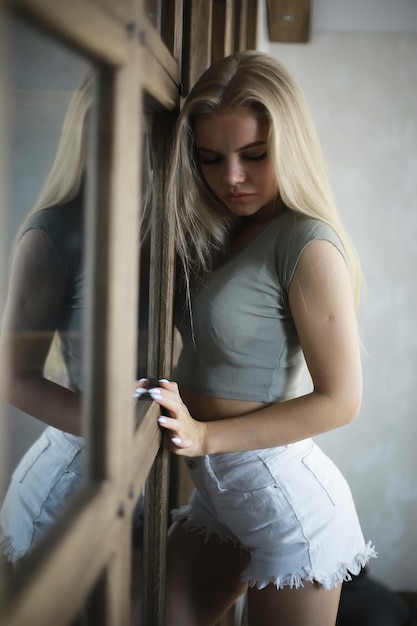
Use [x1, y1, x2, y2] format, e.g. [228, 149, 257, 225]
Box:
[181, 388, 267, 423]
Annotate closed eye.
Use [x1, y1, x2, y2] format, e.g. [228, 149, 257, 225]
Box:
[242, 151, 267, 161]
[199, 151, 268, 165]
[200, 155, 222, 165]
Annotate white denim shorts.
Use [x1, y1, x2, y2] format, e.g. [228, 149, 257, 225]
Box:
[0, 426, 85, 564]
[172, 438, 376, 590]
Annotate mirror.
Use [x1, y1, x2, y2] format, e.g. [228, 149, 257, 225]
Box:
[146, 0, 159, 28]
[0, 13, 93, 573]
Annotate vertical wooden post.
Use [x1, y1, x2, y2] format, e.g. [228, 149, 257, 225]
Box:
[83, 4, 143, 623]
[183, 0, 213, 94]
[142, 108, 177, 626]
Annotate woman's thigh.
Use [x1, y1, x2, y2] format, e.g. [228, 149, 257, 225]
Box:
[165, 521, 249, 626]
[247, 581, 342, 626]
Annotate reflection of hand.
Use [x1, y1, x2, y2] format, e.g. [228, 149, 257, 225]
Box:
[132, 378, 149, 399]
[148, 380, 208, 457]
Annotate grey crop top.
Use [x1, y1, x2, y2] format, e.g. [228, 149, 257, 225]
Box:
[21, 197, 84, 391]
[174, 210, 345, 403]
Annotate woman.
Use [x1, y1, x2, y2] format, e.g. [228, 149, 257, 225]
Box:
[145, 51, 376, 625]
[0, 72, 92, 565]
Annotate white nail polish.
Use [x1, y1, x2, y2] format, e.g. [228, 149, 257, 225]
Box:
[171, 437, 181, 445]
[149, 390, 162, 401]
[158, 416, 167, 424]
[159, 378, 170, 383]
[138, 378, 148, 382]
[134, 388, 148, 396]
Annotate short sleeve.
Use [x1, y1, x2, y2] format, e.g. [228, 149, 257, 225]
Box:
[20, 202, 83, 280]
[274, 213, 346, 293]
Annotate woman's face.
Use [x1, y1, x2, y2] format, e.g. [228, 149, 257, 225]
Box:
[193, 108, 278, 221]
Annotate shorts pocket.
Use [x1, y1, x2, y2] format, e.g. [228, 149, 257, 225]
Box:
[12, 434, 51, 484]
[209, 455, 277, 493]
[42, 453, 84, 511]
[302, 445, 344, 507]
[12, 430, 84, 490]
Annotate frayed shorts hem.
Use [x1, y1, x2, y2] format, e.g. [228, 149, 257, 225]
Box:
[172, 504, 377, 591]
[172, 505, 241, 548]
[241, 541, 378, 591]
[172, 492, 377, 591]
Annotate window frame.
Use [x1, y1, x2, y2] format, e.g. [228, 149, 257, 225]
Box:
[0, 2, 258, 624]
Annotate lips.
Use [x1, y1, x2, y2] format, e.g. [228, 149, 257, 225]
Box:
[225, 193, 255, 203]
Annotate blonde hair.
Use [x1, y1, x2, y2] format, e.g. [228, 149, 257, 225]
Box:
[167, 50, 362, 307]
[16, 69, 93, 240]
[13, 71, 93, 382]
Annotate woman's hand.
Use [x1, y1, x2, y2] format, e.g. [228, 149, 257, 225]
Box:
[132, 378, 149, 398]
[147, 380, 208, 457]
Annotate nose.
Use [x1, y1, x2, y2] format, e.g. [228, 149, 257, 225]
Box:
[223, 156, 246, 186]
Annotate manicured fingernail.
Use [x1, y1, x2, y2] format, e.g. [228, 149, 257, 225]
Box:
[133, 388, 148, 397]
[159, 378, 169, 383]
[171, 437, 182, 445]
[149, 389, 162, 401]
[158, 416, 167, 425]
[139, 378, 148, 382]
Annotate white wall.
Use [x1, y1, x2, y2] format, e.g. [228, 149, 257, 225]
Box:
[257, 0, 417, 592]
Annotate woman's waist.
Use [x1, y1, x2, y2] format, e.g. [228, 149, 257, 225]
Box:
[189, 439, 315, 475]
[45, 425, 85, 450]
[180, 389, 268, 422]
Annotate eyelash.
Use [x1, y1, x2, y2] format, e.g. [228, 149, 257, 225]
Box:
[200, 151, 268, 165]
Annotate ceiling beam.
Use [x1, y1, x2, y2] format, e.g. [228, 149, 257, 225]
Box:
[266, 0, 310, 43]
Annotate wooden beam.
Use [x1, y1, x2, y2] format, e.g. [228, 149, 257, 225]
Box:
[96, 25, 143, 623]
[245, 0, 257, 49]
[266, 0, 310, 43]
[161, 0, 183, 69]
[132, 404, 163, 495]
[212, 0, 234, 62]
[139, 13, 180, 110]
[234, 0, 246, 52]
[183, 0, 213, 95]
[141, 107, 177, 626]
[8, 0, 129, 65]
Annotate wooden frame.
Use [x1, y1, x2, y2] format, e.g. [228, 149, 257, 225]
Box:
[212, 0, 234, 63]
[266, 0, 310, 43]
[0, 1, 258, 624]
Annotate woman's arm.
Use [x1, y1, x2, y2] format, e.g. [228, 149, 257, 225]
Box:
[0, 229, 82, 435]
[153, 239, 363, 456]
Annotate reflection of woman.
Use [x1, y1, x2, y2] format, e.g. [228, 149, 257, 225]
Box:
[0, 72, 92, 565]
[147, 51, 376, 625]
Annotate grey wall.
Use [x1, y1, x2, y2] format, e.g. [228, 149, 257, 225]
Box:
[258, 0, 417, 593]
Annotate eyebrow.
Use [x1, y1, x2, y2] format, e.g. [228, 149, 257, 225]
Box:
[197, 140, 267, 153]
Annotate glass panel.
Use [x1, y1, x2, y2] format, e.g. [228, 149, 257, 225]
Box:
[146, 0, 159, 29]
[0, 14, 93, 571]
[130, 108, 158, 626]
[136, 110, 157, 386]
[137, 117, 153, 381]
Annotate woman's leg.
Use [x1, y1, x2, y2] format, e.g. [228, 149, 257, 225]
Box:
[165, 521, 250, 626]
[247, 581, 342, 626]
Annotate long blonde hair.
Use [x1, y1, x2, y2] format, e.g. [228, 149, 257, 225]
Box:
[16, 69, 93, 241]
[167, 50, 362, 306]
[12, 71, 93, 383]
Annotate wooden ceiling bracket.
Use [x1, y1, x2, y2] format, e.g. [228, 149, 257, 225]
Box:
[266, 0, 311, 43]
